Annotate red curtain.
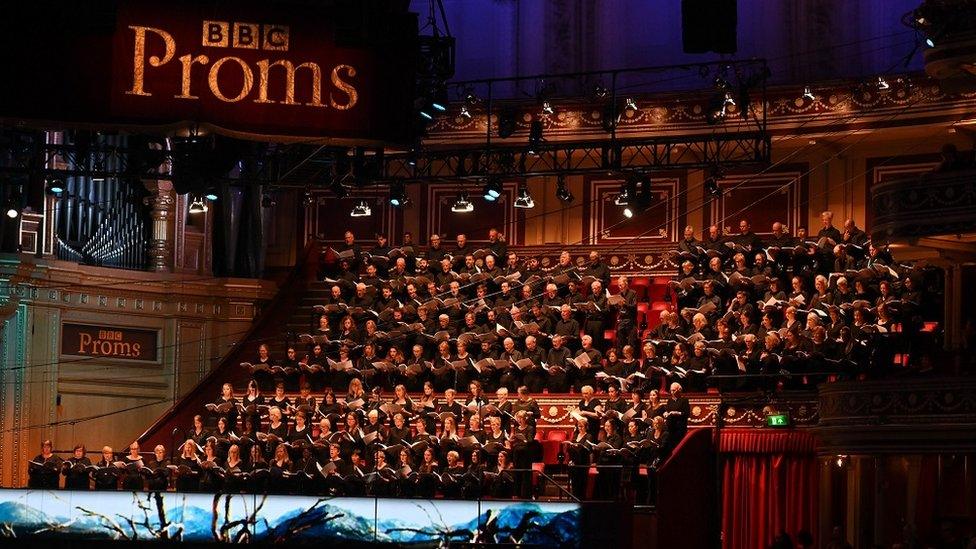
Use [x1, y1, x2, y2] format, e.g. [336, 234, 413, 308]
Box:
[720, 430, 819, 549]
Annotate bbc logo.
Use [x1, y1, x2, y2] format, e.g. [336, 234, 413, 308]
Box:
[202, 21, 289, 51]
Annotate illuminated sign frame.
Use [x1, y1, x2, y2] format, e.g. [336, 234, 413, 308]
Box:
[60, 323, 160, 362]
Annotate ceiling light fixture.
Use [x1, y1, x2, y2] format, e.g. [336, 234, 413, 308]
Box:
[451, 192, 474, 213]
[389, 181, 410, 207]
[188, 196, 208, 214]
[614, 183, 630, 206]
[45, 178, 65, 195]
[482, 178, 502, 201]
[350, 199, 371, 217]
[624, 97, 638, 115]
[528, 120, 544, 155]
[555, 175, 574, 203]
[514, 184, 535, 209]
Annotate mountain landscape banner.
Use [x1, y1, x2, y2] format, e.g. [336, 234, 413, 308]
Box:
[0, 488, 580, 546]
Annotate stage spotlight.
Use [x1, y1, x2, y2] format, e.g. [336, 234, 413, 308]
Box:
[350, 199, 372, 217]
[514, 184, 535, 209]
[330, 179, 348, 199]
[45, 178, 65, 195]
[5, 199, 19, 219]
[498, 108, 517, 138]
[704, 177, 722, 198]
[482, 178, 502, 201]
[389, 181, 410, 207]
[464, 87, 481, 106]
[431, 86, 449, 112]
[261, 193, 276, 208]
[188, 196, 208, 214]
[555, 175, 574, 203]
[204, 188, 218, 201]
[624, 97, 638, 115]
[621, 173, 652, 219]
[925, 37, 935, 47]
[451, 192, 474, 213]
[592, 84, 610, 100]
[406, 148, 418, 167]
[876, 76, 890, 90]
[802, 86, 815, 100]
[706, 93, 728, 125]
[528, 120, 544, 155]
[614, 183, 630, 206]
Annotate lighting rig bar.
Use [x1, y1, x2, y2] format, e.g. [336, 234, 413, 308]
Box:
[382, 131, 771, 180]
[0, 135, 289, 185]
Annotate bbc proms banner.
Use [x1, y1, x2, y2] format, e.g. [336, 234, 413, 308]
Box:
[0, 489, 580, 546]
[60, 323, 159, 362]
[0, 0, 418, 143]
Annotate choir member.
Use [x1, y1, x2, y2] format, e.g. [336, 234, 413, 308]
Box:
[62, 444, 92, 490]
[488, 450, 515, 498]
[120, 441, 147, 490]
[661, 383, 691, 451]
[198, 440, 224, 492]
[594, 419, 624, 499]
[174, 441, 201, 492]
[576, 385, 604, 438]
[94, 446, 121, 491]
[564, 417, 592, 500]
[223, 444, 246, 493]
[209, 382, 239, 430]
[189, 414, 210, 447]
[147, 444, 171, 491]
[318, 388, 343, 418]
[268, 443, 295, 494]
[27, 439, 63, 489]
[247, 445, 269, 493]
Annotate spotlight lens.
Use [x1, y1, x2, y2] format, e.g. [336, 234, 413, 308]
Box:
[925, 38, 935, 47]
[205, 192, 218, 201]
[623, 207, 634, 219]
[432, 102, 447, 112]
[390, 198, 401, 206]
[420, 111, 433, 120]
[5, 208, 17, 219]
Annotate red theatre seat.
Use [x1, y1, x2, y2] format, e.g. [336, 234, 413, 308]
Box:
[541, 430, 568, 465]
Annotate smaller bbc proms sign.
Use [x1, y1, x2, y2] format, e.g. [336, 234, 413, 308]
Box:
[61, 323, 159, 362]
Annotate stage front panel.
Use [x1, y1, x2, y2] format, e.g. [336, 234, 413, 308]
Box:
[0, 488, 580, 545]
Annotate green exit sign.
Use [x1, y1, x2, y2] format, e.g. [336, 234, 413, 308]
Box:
[766, 414, 790, 427]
